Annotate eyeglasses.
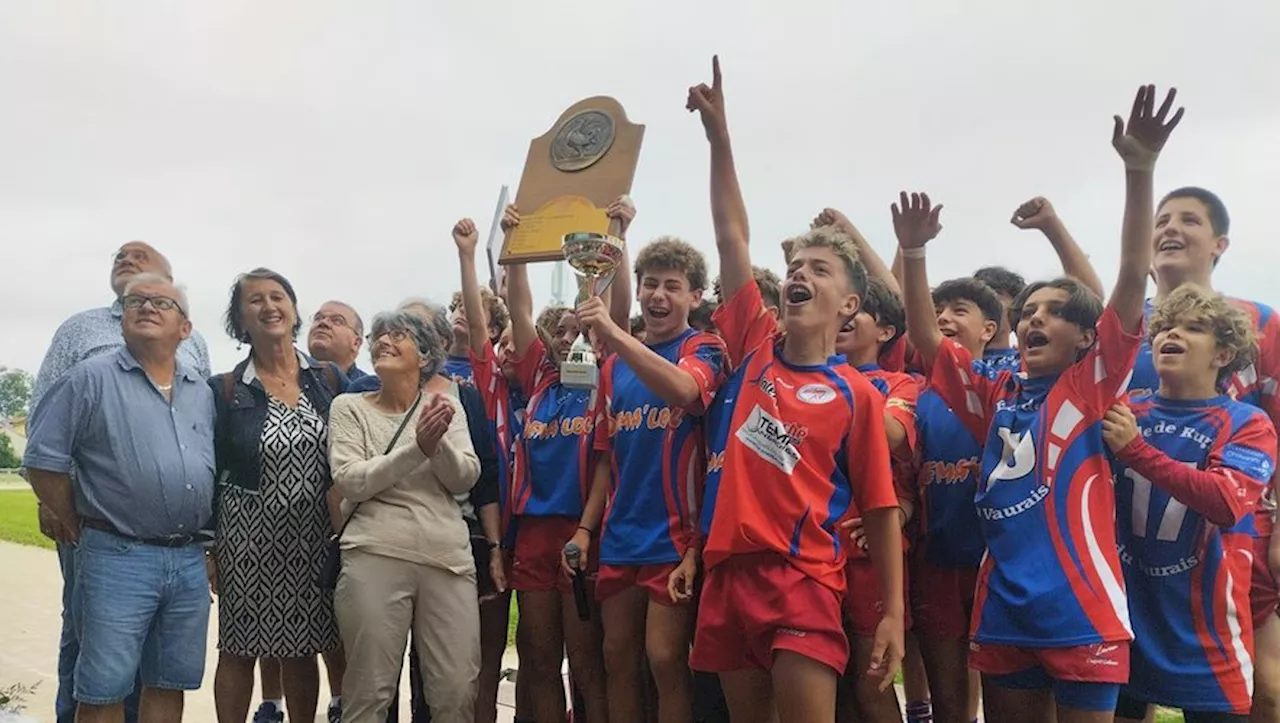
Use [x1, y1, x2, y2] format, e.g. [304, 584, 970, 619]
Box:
[313, 312, 351, 328]
[123, 294, 186, 316]
[368, 328, 411, 344]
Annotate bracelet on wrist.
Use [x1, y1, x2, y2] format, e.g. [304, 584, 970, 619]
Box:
[900, 246, 926, 260]
[577, 525, 594, 535]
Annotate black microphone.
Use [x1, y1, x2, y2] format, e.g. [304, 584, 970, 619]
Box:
[564, 540, 591, 621]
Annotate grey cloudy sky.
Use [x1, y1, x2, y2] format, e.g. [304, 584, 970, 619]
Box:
[3, 1, 1278, 377]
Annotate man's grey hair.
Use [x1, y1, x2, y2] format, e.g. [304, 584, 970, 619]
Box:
[397, 297, 455, 351]
[369, 310, 446, 383]
[321, 299, 364, 338]
[123, 272, 189, 316]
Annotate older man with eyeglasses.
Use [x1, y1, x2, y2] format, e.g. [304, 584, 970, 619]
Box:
[24, 272, 217, 723]
[27, 240, 211, 723]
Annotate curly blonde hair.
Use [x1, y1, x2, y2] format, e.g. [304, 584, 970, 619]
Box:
[1148, 284, 1257, 384]
[634, 236, 709, 291]
[785, 226, 867, 295]
[450, 287, 510, 342]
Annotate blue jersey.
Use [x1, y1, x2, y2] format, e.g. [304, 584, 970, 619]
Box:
[979, 346, 1022, 375]
[931, 307, 1141, 647]
[1113, 393, 1275, 714]
[914, 388, 985, 568]
[595, 329, 726, 566]
[444, 355, 474, 387]
[510, 339, 596, 518]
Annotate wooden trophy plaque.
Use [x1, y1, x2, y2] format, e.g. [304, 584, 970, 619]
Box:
[498, 96, 644, 264]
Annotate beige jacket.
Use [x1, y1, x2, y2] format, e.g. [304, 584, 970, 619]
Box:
[328, 390, 480, 576]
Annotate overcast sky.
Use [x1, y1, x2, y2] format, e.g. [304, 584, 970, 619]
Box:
[3, 1, 1278, 377]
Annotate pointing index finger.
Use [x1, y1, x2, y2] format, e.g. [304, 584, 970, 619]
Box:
[712, 55, 722, 90]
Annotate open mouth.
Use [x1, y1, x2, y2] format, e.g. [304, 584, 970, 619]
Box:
[260, 313, 284, 325]
[1157, 239, 1185, 253]
[839, 318, 856, 333]
[1158, 342, 1185, 356]
[646, 306, 671, 320]
[1023, 330, 1050, 350]
[939, 326, 958, 338]
[785, 283, 813, 306]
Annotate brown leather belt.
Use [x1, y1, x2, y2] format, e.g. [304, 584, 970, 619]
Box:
[81, 518, 198, 548]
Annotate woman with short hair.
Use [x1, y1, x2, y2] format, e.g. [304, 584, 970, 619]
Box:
[328, 309, 482, 723]
[208, 267, 346, 723]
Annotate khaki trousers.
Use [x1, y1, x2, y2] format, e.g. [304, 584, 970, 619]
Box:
[335, 549, 480, 723]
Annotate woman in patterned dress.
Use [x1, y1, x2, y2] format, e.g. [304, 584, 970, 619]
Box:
[208, 268, 347, 723]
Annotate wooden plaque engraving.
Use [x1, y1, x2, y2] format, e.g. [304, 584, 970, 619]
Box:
[499, 96, 644, 264]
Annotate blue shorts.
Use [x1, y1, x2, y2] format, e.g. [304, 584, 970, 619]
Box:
[73, 528, 210, 704]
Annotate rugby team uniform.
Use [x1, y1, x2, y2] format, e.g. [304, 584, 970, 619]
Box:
[1111, 392, 1276, 716]
[593, 328, 727, 603]
[910, 386, 986, 641]
[928, 307, 1142, 710]
[507, 337, 600, 593]
[691, 281, 898, 674]
[1129, 298, 1280, 631]
[470, 343, 527, 544]
[845, 363, 920, 637]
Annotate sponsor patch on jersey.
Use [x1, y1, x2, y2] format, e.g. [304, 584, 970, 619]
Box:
[1222, 442, 1275, 482]
[797, 383, 837, 405]
[736, 404, 802, 474]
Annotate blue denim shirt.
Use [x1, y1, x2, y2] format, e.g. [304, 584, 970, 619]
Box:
[206, 352, 347, 539]
[31, 300, 211, 414]
[24, 347, 217, 539]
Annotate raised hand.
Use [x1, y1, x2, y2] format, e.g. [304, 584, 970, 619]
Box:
[500, 204, 521, 233]
[1101, 403, 1140, 453]
[1010, 197, 1059, 231]
[452, 218, 479, 254]
[686, 55, 726, 139]
[575, 295, 619, 343]
[606, 195, 637, 237]
[891, 192, 943, 250]
[812, 207, 854, 233]
[1112, 85, 1184, 172]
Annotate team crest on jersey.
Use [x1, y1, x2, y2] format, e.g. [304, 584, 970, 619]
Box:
[737, 404, 802, 474]
[797, 383, 836, 405]
[988, 427, 1036, 486]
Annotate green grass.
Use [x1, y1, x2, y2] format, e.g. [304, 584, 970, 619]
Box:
[1155, 708, 1185, 722]
[0, 488, 52, 550]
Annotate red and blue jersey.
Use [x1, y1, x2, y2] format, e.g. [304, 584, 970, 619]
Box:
[852, 364, 920, 560]
[1112, 393, 1276, 714]
[1130, 297, 1280, 539]
[594, 328, 727, 566]
[444, 355, 474, 387]
[470, 344, 527, 536]
[914, 387, 986, 569]
[930, 307, 1141, 647]
[700, 282, 898, 594]
[510, 337, 597, 519]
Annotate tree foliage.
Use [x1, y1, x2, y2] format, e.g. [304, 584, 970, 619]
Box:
[0, 367, 34, 420]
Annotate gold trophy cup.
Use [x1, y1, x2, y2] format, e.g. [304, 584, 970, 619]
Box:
[560, 217, 626, 389]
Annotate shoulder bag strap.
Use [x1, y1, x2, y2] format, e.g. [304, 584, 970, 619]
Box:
[333, 391, 423, 538]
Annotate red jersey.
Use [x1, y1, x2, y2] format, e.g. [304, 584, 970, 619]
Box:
[698, 282, 898, 594]
[1224, 300, 1280, 538]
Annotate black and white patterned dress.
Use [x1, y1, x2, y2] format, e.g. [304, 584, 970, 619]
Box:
[217, 394, 340, 658]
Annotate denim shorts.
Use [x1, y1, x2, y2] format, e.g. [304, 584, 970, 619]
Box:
[73, 527, 210, 704]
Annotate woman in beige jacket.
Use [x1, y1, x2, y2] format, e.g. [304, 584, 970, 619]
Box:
[328, 310, 481, 723]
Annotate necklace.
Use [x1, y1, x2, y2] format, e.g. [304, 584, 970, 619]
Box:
[157, 384, 172, 392]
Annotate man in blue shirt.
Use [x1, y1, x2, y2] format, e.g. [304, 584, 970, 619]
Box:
[29, 240, 211, 723]
[25, 273, 216, 723]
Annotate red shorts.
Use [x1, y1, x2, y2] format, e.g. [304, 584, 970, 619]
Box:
[690, 552, 849, 674]
[1251, 533, 1279, 628]
[909, 557, 978, 640]
[844, 556, 912, 637]
[596, 562, 681, 605]
[509, 516, 590, 595]
[968, 640, 1130, 684]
